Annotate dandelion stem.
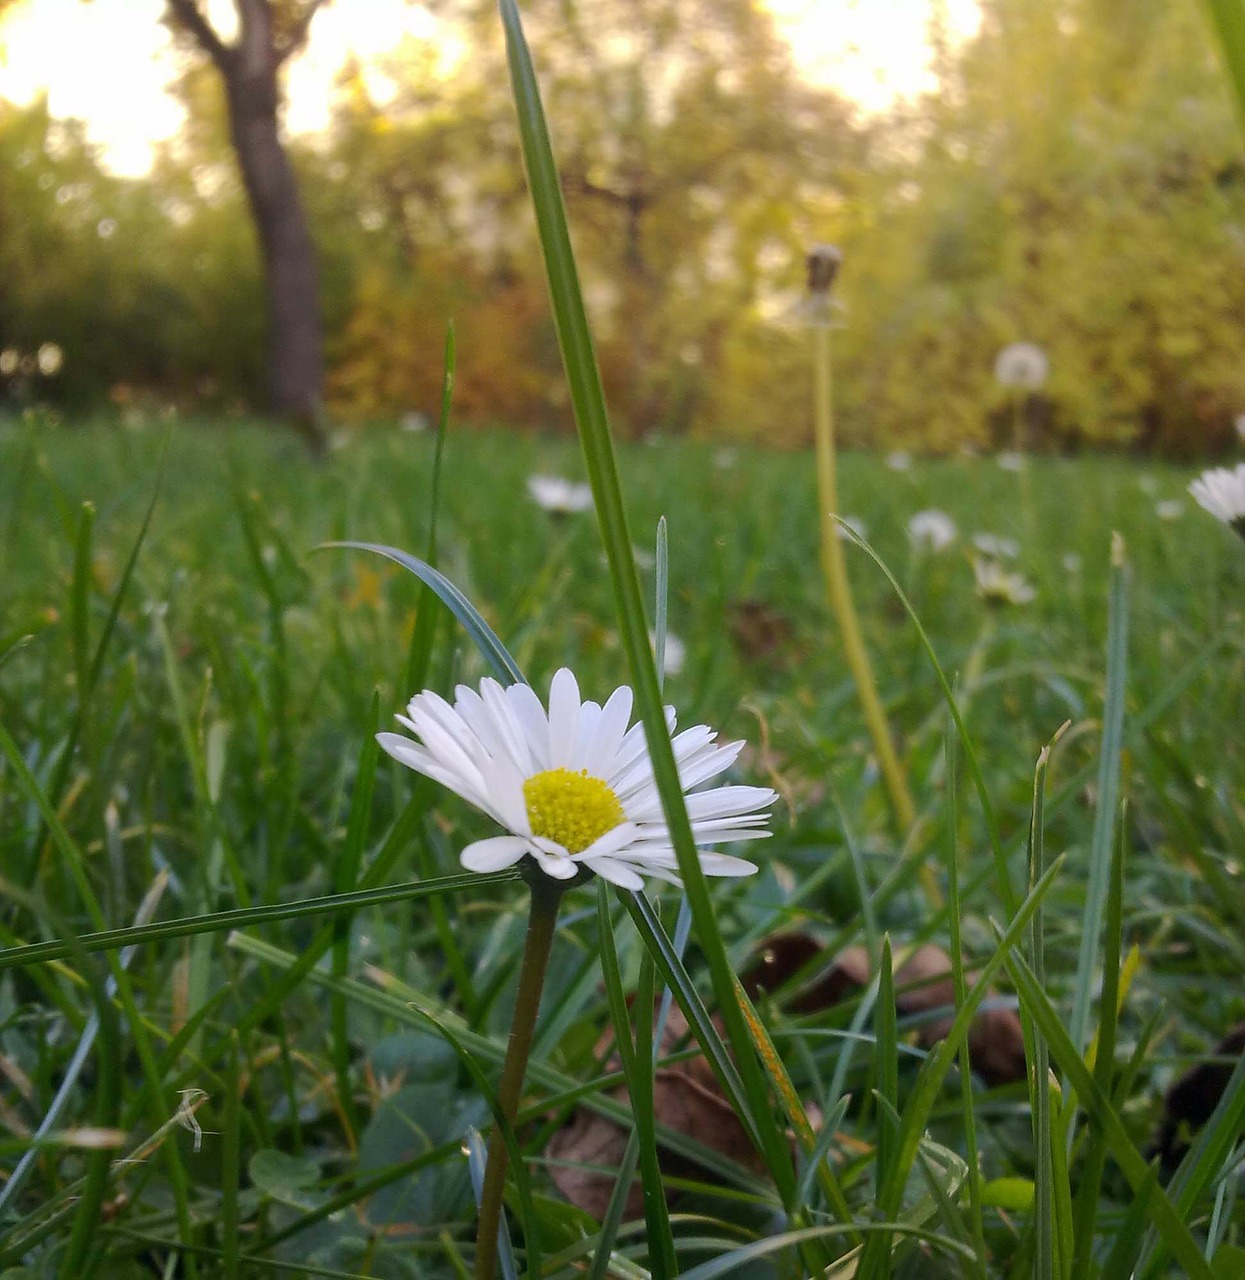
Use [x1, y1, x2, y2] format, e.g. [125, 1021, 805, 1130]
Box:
[811, 322, 941, 906]
[474, 873, 563, 1280]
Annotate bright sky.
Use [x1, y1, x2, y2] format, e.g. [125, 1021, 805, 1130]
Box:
[0, 0, 980, 176]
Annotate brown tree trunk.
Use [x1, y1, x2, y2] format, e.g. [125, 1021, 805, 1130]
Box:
[225, 66, 326, 451]
[166, 0, 328, 453]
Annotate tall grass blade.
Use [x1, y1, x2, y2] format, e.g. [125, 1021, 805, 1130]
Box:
[497, 0, 800, 1213]
[1002, 947, 1215, 1279]
[1068, 533, 1129, 1062]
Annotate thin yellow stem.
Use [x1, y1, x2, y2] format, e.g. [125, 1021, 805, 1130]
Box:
[811, 324, 941, 907]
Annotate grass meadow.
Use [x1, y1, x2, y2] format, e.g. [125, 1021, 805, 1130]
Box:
[1, 414, 1244, 1277]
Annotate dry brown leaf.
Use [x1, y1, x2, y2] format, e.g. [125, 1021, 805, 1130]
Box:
[744, 932, 1027, 1087]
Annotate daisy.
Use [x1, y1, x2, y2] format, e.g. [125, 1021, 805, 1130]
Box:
[527, 474, 593, 515]
[908, 509, 958, 553]
[973, 557, 1036, 607]
[1189, 463, 1245, 538]
[378, 669, 775, 890]
[994, 342, 1048, 391]
[972, 532, 1019, 560]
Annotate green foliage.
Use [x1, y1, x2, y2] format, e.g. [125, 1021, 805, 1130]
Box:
[4, 0, 1245, 452]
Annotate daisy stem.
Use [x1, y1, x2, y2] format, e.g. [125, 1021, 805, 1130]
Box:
[810, 323, 941, 907]
[474, 873, 564, 1280]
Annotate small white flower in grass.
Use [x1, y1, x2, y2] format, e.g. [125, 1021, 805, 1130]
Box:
[974, 557, 1036, 607]
[378, 669, 775, 890]
[836, 515, 867, 542]
[885, 450, 913, 472]
[650, 630, 686, 677]
[1189, 463, 1245, 539]
[908, 509, 957, 553]
[1155, 499, 1184, 522]
[1062, 552, 1082, 575]
[994, 342, 1048, 390]
[996, 450, 1026, 473]
[527, 474, 593, 515]
[972, 532, 1019, 560]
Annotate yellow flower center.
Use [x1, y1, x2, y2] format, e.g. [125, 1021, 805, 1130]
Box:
[523, 767, 625, 854]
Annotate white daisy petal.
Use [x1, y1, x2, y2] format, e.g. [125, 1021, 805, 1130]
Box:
[572, 700, 603, 769]
[530, 848, 579, 879]
[581, 856, 646, 890]
[575, 821, 639, 862]
[548, 668, 581, 766]
[505, 682, 551, 770]
[582, 685, 634, 777]
[460, 836, 532, 872]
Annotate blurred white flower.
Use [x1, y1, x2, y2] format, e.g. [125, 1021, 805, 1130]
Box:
[400, 411, 429, 433]
[37, 343, 63, 376]
[527, 474, 593, 515]
[908, 509, 958, 553]
[378, 668, 775, 889]
[1062, 552, 1082, 575]
[713, 448, 739, 469]
[974, 558, 1036, 607]
[651, 630, 686, 677]
[885, 450, 913, 472]
[1154, 500, 1184, 522]
[1189, 463, 1245, 538]
[994, 342, 1048, 391]
[0, 349, 19, 377]
[1235, 413, 1245, 443]
[836, 515, 868, 542]
[996, 451, 1027, 473]
[971, 532, 1019, 560]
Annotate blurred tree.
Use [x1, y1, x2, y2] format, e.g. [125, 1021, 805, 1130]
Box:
[164, 0, 331, 450]
[323, 0, 858, 436]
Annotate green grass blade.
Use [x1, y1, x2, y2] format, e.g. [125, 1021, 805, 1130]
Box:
[942, 711, 988, 1280]
[1069, 534, 1129, 1061]
[324, 541, 525, 686]
[871, 856, 1064, 1235]
[1072, 800, 1128, 1273]
[1001, 947, 1215, 1280]
[597, 882, 677, 1278]
[836, 523, 1013, 914]
[0, 869, 519, 970]
[497, 0, 799, 1212]
[330, 694, 380, 1143]
[405, 323, 454, 694]
[621, 890, 759, 1151]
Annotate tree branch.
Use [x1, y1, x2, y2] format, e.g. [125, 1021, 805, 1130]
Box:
[276, 0, 332, 67]
[165, 0, 231, 70]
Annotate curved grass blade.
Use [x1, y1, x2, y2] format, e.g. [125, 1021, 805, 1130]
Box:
[0, 869, 519, 971]
[834, 520, 1014, 914]
[466, 1128, 520, 1280]
[321, 541, 526, 687]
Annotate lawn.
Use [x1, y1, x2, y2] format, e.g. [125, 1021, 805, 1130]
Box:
[1, 416, 1243, 1277]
